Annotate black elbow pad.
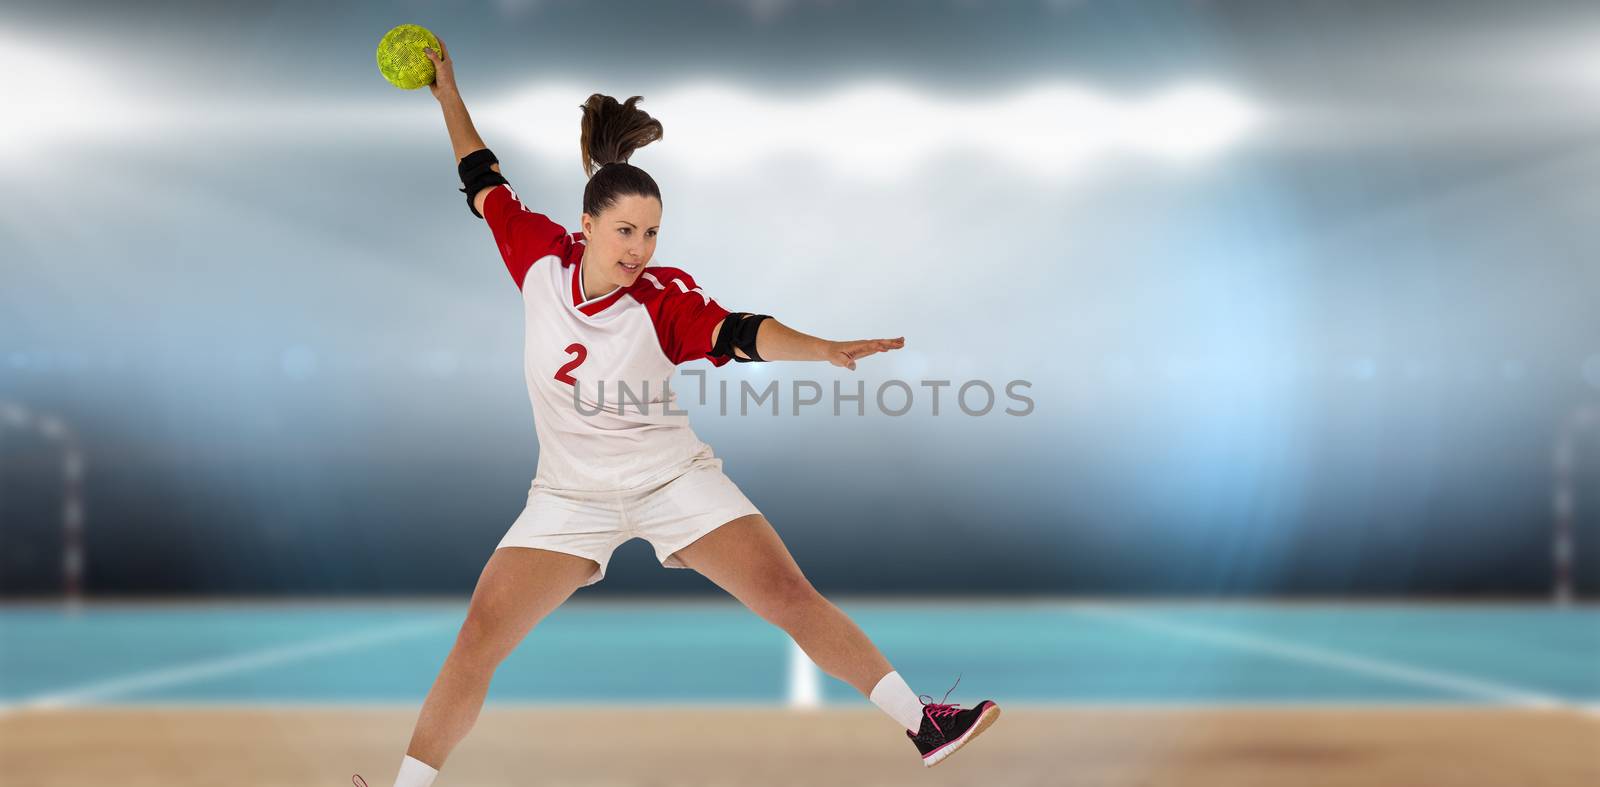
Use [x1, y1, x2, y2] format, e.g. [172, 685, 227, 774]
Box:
[458, 148, 510, 218]
[711, 312, 771, 362]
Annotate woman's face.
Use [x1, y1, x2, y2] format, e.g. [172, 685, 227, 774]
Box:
[581, 193, 662, 289]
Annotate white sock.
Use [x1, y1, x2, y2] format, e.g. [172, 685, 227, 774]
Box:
[870, 670, 925, 733]
[393, 755, 438, 787]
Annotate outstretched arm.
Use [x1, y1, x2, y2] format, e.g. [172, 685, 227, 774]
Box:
[712, 318, 905, 370]
[424, 39, 499, 218]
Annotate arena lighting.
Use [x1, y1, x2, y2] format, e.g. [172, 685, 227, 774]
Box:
[0, 27, 1259, 179]
[479, 79, 1262, 178]
[0, 31, 103, 163]
[0, 31, 128, 166]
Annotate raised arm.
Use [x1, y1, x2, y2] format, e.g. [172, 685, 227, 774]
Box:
[424, 39, 498, 218]
[711, 317, 904, 371]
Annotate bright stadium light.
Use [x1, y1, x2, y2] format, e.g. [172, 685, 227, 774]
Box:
[479, 79, 1262, 179]
[0, 25, 1262, 183]
[1118, 83, 1261, 161]
[0, 30, 164, 170]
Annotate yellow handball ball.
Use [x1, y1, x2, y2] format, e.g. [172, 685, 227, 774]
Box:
[376, 24, 441, 90]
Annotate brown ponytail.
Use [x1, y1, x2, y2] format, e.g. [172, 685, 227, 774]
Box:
[579, 94, 664, 217]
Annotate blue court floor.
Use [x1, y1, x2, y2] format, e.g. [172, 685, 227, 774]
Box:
[1, 601, 1596, 712]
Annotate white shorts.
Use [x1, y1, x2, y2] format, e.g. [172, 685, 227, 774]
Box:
[496, 455, 761, 587]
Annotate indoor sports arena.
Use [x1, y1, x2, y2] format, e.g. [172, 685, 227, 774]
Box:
[3, 1, 1597, 785]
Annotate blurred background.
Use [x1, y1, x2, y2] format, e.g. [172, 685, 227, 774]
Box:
[1, 1, 1597, 785]
[2, 0, 1598, 598]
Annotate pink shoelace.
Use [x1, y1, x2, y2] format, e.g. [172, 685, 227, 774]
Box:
[352, 776, 368, 787]
[917, 674, 964, 737]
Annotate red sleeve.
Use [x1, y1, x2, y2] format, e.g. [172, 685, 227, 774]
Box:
[640, 267, 733, 366]
[481, 184, 569, 289]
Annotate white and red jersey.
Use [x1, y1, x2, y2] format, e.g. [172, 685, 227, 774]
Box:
[481, 183, 734, 491]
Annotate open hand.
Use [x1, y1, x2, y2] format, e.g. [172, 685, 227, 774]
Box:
[827, 337, 905, 370]
[422, 38, 457, 100]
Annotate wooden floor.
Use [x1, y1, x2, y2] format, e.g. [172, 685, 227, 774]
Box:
[4, 707, 1597, 786]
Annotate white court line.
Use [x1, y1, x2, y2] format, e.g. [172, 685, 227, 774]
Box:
[786, 638, 821, 710]
[0, 615, 460, 717]
[1070, 604, 1580, 712]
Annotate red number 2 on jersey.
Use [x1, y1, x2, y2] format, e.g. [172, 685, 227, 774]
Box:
[554, 343, 587, 386]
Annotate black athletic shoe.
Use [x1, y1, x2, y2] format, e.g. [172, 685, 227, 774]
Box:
[904, 676, 1001, 767]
